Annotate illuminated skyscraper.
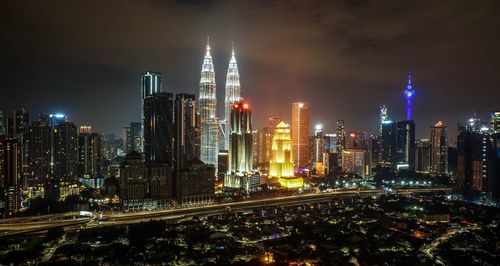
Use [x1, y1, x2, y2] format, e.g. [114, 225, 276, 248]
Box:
[224, 101, 259, 191]
[141, 71, 162, 153]
[312, 124, 325, 164]
[0, 137, 21, 212]
[342, 149, 370, 178]
[336, 120, 346, 166]
[228, 101, 253, 174]
[199, 37, 219, 168]
[224, 43, 241, 150]
[396, 120, 415, 170]
[54, 122, 78, 183]
[269, 121, 303, 188]
[292, 102, 310, 170]
[404, 72, 416, 121]
[379, 104, 388, 133]
[26, 119, 53, 187]
[430, 121, 448, 176]
[456, 115, 500, 201]
[78, 131, 102, 178]
[416, 139, 431, 173]
[311, 124, 326, 176]
[380, 120, 397, 167]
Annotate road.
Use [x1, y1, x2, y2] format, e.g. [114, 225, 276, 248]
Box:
[0, 187, 451, 237]
[420, 223, 480, 265]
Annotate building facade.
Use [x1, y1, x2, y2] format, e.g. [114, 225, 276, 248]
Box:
[430, 121, 448, 176]
[223, 46, 241, 150]
[54, 122, 78, 183]
[269, 121, 303, 188]
[396, 120, 416, 170]
[292, 102, 310, 170]
[199, 39, 219, 169]
[228, 101, 253, 174]
[174, 93, 197, 171]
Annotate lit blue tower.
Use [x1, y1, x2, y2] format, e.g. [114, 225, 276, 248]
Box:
[404, 71, 415, 121]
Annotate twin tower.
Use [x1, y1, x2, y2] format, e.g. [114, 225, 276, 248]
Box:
[199, 38, 243, 168]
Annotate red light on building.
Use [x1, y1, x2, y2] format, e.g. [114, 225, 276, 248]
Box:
[350, 133, 356, 138]
[243, 103, 249, 109]
[234, 104, 239, 109]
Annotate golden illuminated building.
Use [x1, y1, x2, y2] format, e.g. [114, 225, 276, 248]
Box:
[292, 102, 310, 169]
[269, 121, 303, 188]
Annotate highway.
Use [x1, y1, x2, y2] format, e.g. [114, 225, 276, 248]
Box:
[0, 187, 451, 237]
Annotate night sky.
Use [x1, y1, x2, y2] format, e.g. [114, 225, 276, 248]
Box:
[1, 0, 500, 142]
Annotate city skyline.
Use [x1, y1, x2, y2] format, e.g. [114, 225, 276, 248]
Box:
[1, 2, 500, 264]
[2, 1, 500, 139]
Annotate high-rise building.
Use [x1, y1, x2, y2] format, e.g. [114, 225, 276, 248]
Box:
[311, 124, 325, 164]
[292, 102, 310, 170]
[257, 117, 281, 167]
[175, 93, 197, 170]
[342, 149, 370, 178]
[13, 109, 29, 136]
[143, 92, 175, 204]
[396, 120, 415, 170]
[78, 132, 102, 178]
[26, 119, 53, 187]
[228, 101, 253, 174]
[224, 44, 241, 150]
[122, 126, 131, 154]
[324, 133, 337, 153]
[379, 104, 388, 133]
[13, 108, 29, 187]
[416, 139, 431, 173]
[119, 151, 146, 210]
[457, 124, 493, 199]
[369, 135, 381, 167]
[346, 131, 369, 150]
[0, 137, 21, 212]
[130, 122, 142, 153]
[269, 121, 303, 188]
[141, 70, 162, 153]
[49, 113, 67, 127]
[430, 121, 448, 176]
[403, 72, 415, 121]
[54, 122, 78, 183]
[336, 120, 346, 166]
[490, 133, 500, 201]
[491, 111, 500, 133]
[143, 92, 174, 167]
[251, 130, 259, 169]
[194, 111, 201, 159]
[199, 38, 219, 168]
[380, 120, 397, 167]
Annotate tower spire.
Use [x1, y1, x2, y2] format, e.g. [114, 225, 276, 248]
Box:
[224, 41, 241, 150]
[206, 36, 211, 53]
[404, 70, 415, 120]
